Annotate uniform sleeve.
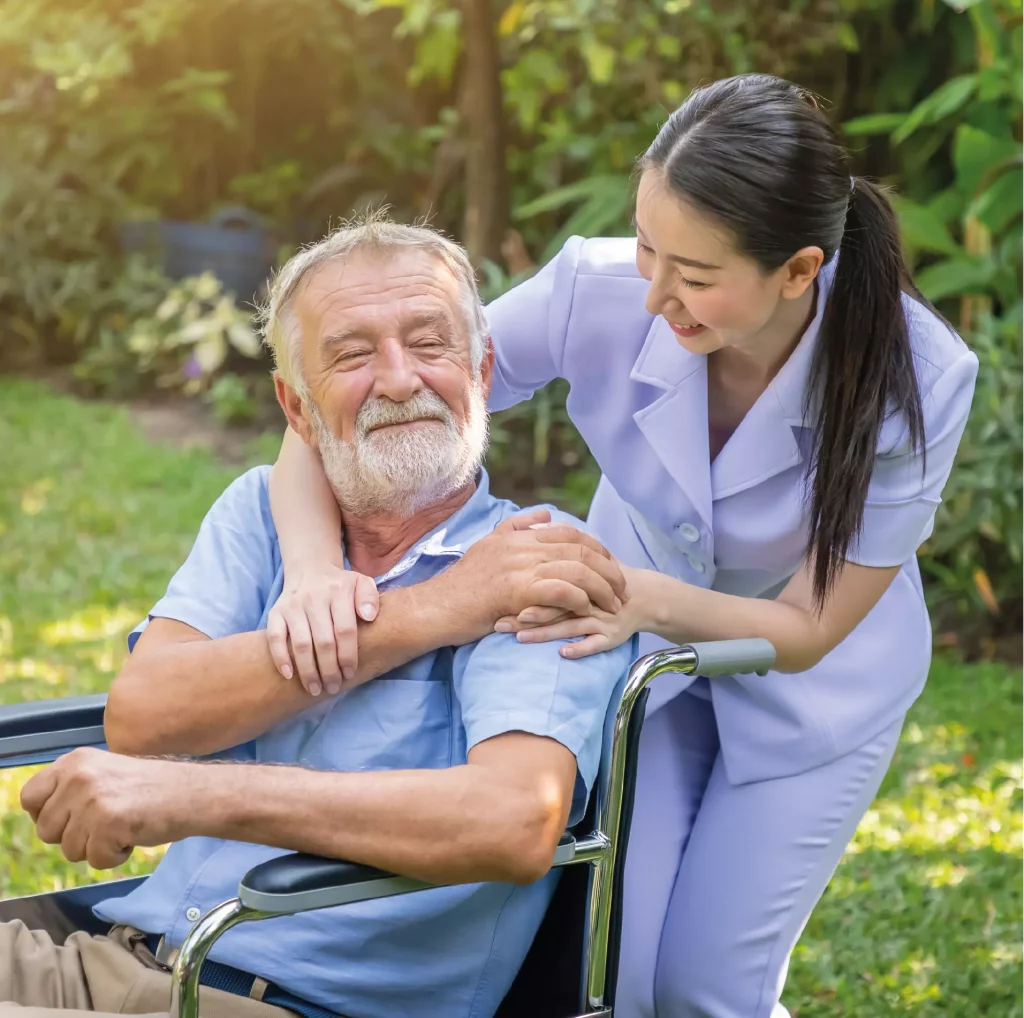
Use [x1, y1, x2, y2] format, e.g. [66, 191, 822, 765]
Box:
[452, 633, 635, 826]
[127, 467, 280, 649]
[483, 236, 584, 411]
[848, 350, 979, 567]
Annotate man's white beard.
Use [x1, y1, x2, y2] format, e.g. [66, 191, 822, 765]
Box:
[308, 382, 489, 517]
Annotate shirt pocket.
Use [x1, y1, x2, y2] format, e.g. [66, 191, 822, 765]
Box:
[297, 679, 455, 773]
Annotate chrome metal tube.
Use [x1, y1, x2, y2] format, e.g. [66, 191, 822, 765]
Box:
[172, 898, 273, 1018]
[581, 645, 700, 1009]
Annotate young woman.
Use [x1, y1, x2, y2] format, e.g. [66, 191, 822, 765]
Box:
[266, 74, 977, 1016]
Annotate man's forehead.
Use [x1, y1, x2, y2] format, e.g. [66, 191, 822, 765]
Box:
[298, 250, 460, 321]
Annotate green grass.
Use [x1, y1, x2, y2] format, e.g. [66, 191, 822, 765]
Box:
[1, 375, 1021, 1014]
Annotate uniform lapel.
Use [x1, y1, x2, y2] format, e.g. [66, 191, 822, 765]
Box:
[709, 262, 833, 499]
[630, 317, 713, 529]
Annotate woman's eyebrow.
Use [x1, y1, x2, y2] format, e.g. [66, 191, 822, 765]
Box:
[634, 220, 721, 271]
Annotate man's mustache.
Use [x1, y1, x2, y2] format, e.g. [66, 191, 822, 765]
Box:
[356, 391, 455, 435]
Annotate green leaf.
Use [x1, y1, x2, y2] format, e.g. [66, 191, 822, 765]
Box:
[514, 175, 631, 218]
[915, 256, 996, 302]
[953, 125, 1021, 195]
[893, 75, 978, 144]
[842, 113, 907, 137]
[892, 197, 962, 256]
[835, 22, 859, 52]
[581, 36, 615, 85]
[968, 166, 1024, 235]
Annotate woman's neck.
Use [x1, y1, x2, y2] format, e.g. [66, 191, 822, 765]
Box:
[714, 281, 818, 386]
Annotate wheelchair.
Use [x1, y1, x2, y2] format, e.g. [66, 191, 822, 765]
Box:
[0, 638, 775, 1018]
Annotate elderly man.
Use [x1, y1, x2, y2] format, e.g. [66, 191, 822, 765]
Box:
[4, 220, 632, 1018]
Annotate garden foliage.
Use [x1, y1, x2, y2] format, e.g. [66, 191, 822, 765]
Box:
[0, 0, 1020, 631]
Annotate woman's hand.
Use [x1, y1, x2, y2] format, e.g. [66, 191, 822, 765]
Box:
[266, 562, 379, 696]
[493, 564, 649, 659]
[442, 512, 627, 635]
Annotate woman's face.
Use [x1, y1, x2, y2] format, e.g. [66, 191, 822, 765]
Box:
[635, 170, 807, 357]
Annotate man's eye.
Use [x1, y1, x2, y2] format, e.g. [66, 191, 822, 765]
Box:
[335, 349, 370, 364]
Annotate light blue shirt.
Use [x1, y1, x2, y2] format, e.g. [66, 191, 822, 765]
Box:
[95, 466, 633, 1018]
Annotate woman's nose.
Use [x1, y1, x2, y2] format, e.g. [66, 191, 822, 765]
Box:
[645, 270, 679, 318]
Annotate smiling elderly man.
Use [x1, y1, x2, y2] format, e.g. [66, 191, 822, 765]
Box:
[5, 219, 631, 1018]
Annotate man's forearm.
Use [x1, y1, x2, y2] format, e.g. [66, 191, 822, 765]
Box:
[106, 572, 480, 758]
[176, 758, 554, 885]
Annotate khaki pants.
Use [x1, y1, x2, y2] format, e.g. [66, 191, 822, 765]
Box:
[0, 921, 296, 1018]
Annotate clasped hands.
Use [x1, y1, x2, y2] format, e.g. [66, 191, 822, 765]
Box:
[267, 509, 645, 695]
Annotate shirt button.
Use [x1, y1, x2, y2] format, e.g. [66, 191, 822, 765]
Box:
[686, 554, 706, 574]
[677, 523, 700, 543]
[186, 907, 201, 922]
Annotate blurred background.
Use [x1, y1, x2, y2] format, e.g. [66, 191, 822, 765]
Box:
[0, 0, 1021, 1014]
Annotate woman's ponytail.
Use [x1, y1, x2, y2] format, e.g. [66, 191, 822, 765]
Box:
[642, 75, 929, 610]
[804, 178, 925, 607]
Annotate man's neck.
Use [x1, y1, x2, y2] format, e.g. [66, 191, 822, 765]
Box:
[342, 482, 477, 579]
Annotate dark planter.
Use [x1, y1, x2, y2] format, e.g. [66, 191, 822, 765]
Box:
[120, 207, 277, 305]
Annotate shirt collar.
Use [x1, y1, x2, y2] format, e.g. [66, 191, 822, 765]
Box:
[345, 468, 503, 586]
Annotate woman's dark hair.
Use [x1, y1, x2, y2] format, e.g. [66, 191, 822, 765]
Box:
[640, 73, 926, 609]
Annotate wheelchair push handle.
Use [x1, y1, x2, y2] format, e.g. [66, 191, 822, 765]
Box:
[687, 638, 776, 677]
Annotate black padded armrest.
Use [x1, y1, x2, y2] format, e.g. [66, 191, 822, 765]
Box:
[0, 694, 107, 767]
[238, 833, 580, 915]
[238, 853, 434, 914]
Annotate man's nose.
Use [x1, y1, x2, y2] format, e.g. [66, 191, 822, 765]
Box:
[371, 338, 422, 402]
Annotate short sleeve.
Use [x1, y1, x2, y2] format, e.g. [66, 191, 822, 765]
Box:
[452, 633, 634, 825]
[483, 236, 584, 411]
[848, 350, 979, 567]
[127, 466, 280, 650]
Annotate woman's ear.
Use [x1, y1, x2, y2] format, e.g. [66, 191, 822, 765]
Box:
[274, 374, 314, 445]
[780, 246, 825, 300]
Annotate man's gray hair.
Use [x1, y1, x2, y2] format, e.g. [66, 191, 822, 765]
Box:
[258, 211, 488, 396]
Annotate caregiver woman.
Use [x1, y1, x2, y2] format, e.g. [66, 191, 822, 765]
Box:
[267, 75, 977, 1017]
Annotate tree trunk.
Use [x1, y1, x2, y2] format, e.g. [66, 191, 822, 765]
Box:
[460, 0, 509, 269]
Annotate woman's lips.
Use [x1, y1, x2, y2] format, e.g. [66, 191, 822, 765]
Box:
[667, 320, 706, 338]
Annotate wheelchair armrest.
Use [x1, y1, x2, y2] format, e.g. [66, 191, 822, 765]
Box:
[687, 638, 775, 677]
[238, 833, 580, 915]
[239, 853, 435, 914]
[0, 694, 107, 767]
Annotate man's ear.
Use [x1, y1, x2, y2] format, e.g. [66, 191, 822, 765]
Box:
[479, 340, 495, 400]
[780, 246, 824, 300]
[274, 374, 315, 446]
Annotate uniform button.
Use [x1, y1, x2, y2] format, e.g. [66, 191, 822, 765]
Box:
[186, 907, 201, 922]
[686, 554, 705, 574]
[677, 523, 700, 543]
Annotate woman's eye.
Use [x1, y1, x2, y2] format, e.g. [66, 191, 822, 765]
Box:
[681, 278, 709, 290]
[637, 241, 654, 255]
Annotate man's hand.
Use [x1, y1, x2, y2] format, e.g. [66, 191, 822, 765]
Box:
[20, 749, 187, 870]
[439, 511, 626, 632]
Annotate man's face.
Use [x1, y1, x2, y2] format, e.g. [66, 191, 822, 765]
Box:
[288, 248, 491, 514]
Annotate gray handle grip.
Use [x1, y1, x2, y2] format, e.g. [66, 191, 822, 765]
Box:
[688, 639, 776, 677]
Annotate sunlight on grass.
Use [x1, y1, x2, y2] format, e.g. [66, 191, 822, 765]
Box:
[788, 657, 1023, 1018]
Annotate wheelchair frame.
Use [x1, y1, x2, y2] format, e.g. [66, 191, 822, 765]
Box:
[0, 638, 775, 1018]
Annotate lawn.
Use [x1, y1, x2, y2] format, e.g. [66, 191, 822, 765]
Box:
[1, 375, 1021, 1015]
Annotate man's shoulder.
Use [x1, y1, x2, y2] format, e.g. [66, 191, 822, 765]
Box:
[205, 465, 275, 533]
[486, 497, 591, 535]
